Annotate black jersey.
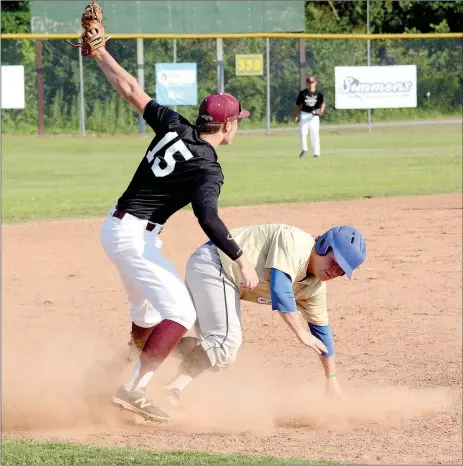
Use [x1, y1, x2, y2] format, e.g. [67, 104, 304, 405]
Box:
[296, 90, 324, 114]
[116, 100, 242, 260]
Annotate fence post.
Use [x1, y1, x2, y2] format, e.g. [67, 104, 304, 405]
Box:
[367, 0, 372, 132]
[35, 40, 45, 135]
[266, 38, 271, 135]
[299, 38, 306, 90]
[173, 39, 177, 112]
[78, 47, 85, 136]
[216, 38, 224, 93]
[137, 38, 145, 134]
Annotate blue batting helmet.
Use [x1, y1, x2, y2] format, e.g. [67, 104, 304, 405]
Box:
[315, 226, 366, 278]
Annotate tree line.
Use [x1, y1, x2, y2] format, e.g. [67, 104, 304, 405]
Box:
[1, 1, 462, 134]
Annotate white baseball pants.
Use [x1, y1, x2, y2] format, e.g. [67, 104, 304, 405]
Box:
[100, 207, 197, 331]
[185, 242, 242, 369]
[300, 111, 320, 156]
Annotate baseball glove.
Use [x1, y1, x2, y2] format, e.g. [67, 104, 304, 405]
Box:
[67, 1, 110, 56]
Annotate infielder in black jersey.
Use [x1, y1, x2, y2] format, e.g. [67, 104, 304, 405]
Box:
[294, 76, 325, 158]
[88, 33, 259, 422]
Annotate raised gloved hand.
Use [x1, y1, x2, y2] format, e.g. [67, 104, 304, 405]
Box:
[67, 1, 110, 56]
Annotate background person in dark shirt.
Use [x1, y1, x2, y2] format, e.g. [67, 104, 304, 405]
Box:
[294, 76, 325, 158]
[87, 31, 259, 422]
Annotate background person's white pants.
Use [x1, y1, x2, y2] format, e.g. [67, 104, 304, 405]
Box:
[100, 207, 197, 331]
[300, 111, 320, 156]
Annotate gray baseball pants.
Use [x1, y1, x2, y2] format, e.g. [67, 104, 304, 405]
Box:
[185, 242, 242, 369]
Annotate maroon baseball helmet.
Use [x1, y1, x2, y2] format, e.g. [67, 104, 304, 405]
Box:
[196, 93, 250, 124]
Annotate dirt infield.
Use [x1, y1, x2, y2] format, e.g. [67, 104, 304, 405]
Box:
[2, 194, 462, 465]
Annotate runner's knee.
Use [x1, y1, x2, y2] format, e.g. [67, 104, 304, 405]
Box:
[202, 333, 242, 370]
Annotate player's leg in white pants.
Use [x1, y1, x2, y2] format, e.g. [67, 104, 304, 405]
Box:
[308, 115, 321, 157]
[100, 208, 196, 331]
[100, 209, 198, 421]
[119, 273, 162, 329]
[299, 111, 310, 153]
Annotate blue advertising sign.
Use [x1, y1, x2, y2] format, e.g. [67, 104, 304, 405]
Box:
[155, 63, 198, 106]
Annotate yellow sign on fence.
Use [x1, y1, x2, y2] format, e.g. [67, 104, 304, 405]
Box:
[235, 54, 264, 76]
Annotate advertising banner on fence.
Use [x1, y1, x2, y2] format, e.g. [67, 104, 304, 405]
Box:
[155, 63, 197, 106]
[1, 66, 25, 109]
[335, 65, 417, 109]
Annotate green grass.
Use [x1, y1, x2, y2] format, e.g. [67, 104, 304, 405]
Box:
[1, 438, 330, 465]
[2, 124, 461, 223]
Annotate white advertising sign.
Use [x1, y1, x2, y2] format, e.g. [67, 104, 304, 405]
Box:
[1, 65, 25, 109]
[335, 65, 417, 109]
[155, 63, 197, 106]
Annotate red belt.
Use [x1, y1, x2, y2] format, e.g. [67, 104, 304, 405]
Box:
[112, 209, 161, 233]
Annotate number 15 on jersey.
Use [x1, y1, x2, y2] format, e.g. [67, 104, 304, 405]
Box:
[146, 131, 194, 177]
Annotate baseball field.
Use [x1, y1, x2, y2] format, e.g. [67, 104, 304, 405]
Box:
[2, 123, 462, 464]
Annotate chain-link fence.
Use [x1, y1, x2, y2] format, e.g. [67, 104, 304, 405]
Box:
[1, 36, 462, 135]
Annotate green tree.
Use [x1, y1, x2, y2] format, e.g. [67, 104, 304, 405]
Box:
[1, 1, 462, 134]
[1, 1, 30, 33]
[312, 0, 463, 34]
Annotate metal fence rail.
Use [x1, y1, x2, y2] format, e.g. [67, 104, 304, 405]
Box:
[1, 33, 462, 135]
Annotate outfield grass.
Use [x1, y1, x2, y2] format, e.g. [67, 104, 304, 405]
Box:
[1, 438, 331, 465]
[1, 124, 461, 223]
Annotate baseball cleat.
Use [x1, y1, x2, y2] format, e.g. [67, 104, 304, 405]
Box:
[112, 386, 170, 422]
[299, 151, 307, 158]
[164, 387, 181, 409]
[313, 154, 320, 158]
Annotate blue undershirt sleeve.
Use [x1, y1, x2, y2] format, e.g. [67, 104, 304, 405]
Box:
[270, 268, 297, 313]
[308, 323, 335, 358]
[270, 268, 335, 358]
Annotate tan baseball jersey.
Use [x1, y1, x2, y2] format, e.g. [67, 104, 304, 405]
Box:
[217, 224, 328, 325]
